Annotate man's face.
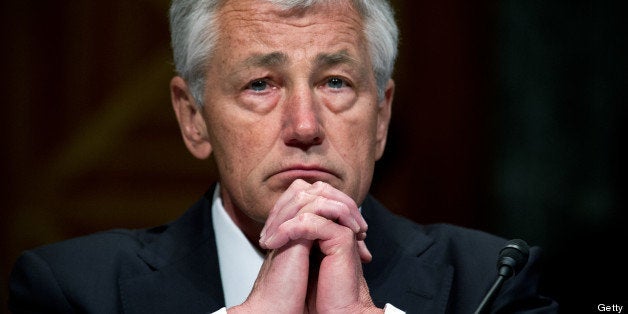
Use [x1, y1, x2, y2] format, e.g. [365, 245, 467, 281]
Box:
[195, 0, 393, 222]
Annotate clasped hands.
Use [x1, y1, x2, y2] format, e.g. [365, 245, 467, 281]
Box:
[228, 179, 383, 314]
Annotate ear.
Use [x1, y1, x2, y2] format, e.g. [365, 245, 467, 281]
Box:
[374, 79, 394, 160]
[170, 76, 212, 160]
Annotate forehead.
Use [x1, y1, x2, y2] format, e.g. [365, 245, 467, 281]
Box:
[217, 0, 361, 25]
[214, 0, 368, 60]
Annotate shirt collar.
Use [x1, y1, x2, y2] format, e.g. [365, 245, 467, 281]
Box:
[211, 184, 265, 308]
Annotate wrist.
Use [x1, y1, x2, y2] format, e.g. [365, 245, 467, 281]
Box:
[226, 302, 256, 314]
[323, 305, 384, 314]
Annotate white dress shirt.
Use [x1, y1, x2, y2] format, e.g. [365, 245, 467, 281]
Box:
[210, 185, 405, 313]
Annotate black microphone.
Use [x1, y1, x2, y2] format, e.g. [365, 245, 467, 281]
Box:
[473, 239, 530, 314]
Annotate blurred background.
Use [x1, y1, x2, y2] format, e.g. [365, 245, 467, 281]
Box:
[1, 1, 625, 313]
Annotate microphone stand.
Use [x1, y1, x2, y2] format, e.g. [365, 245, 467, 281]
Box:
[473, 274, 506, 314]
[473, 239, 528, 314]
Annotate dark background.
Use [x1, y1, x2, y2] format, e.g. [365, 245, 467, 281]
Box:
[1, 1, 626, 313]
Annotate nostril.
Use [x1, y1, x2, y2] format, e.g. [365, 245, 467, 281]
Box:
[285, 134, 323, 150]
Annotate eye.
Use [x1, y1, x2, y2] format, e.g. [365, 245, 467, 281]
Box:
[326, 77, 349, 89]
[248, 79, 269, 92]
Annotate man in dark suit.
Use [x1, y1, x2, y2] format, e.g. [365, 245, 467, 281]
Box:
[9, 0, 558, 313]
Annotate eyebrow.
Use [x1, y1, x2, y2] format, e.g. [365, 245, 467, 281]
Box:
[242, 50, 360, 69]
[243, 52, 288, 68]
[314, 50, 360, 68]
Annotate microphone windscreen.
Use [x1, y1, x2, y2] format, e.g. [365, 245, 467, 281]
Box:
[498, 239, 530, 275]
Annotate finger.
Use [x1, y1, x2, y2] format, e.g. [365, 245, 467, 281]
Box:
[260, 179, 312, 240]
[260, 183, 367, 246]
[357, 240, 372, 263]
[261, 190, 317, 246]
[263, 215, 371, 262]
[357, 231, 367, 241]
[238, 240, 312, 313]
[305, 194, 361, 233]
[307, 182, 366, 231]
[263, 213, 371, 262]
[263, 213, 348, 249]
[315, 235, 375, 313]
[272, 179, 312, 213]
[260, 195, 362, 249]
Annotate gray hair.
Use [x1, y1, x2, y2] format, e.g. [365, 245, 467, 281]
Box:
[169, 0, 398, 106]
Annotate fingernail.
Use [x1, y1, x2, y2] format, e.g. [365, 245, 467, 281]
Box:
[263, 234, 275, 248]
[357, 231, 367, 241]
[353, 221, 361, 233]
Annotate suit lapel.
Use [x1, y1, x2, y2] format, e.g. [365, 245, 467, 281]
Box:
[361, 196, 454, 313]
[116, 191, 454, 313]
[119, 188, 226, 313]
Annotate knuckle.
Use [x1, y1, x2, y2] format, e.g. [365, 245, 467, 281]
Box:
[311, 181, 331, 194]
[276, 223, 290, 235]
[295, 190, 310, 203]
[313, 195, 327, 208]
[297, 212, 316, 224]
[339, 226, 355, 239]
[336, 200, 350, 214]
[312, 181, 326, 189]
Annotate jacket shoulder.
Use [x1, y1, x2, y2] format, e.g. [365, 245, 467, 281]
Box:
[9, 227, 166, 313]
[26, 227, 163, 265]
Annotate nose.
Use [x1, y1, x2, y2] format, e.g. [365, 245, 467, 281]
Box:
[281, 85, 324, 150]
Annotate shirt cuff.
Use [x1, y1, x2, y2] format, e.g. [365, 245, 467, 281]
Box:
[213, 304, 404, 313]
[384, 303, 406, 313]
[211, 307, 227, 314]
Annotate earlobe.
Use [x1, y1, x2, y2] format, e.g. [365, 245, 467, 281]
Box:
[170, 76, 212, 160]
[375, 79, 394, 160]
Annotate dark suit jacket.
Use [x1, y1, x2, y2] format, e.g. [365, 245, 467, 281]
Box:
[8, 188, 558, 313]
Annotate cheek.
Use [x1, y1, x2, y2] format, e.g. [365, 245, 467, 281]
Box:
[207, 111, 278, 175]
[343, 111, 378, 154]
[329, 115, 378, 203]
[328, 109, 379, 176]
